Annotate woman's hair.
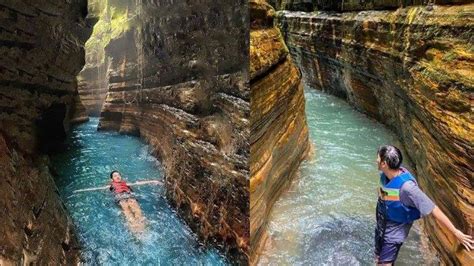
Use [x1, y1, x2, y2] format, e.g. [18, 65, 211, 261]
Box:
[377, 145, 403, 169]
[110, 170, 119, 179]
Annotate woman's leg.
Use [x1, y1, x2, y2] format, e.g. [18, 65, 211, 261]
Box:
[126, 198, 144, 220]
[118, 200, 145, 233]
[118, 200, 135, 224]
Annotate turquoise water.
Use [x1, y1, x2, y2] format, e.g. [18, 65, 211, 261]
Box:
[51, 117, 227, 265]
[258, 88, 437, 265]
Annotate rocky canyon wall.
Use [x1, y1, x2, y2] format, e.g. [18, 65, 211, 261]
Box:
[276, 3, 473, 264]
[249, 1, 310, 264]
[272, 0, 471, 12]
[0, 0, 93, 264]
[97, 0, 250, 262]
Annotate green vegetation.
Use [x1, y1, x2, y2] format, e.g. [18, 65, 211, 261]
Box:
[84, 0, 134, 65]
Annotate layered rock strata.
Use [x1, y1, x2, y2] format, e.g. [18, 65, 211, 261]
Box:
[277, 3, 473, 264]
[0, 0, 93, 263]
[249, 1, 310, 264]
[97, 0, 250, 262]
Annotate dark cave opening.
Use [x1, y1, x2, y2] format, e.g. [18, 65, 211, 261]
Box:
[36, 103, 67, 154]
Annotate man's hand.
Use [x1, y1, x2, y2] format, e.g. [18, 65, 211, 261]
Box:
[431, 206, 473, 251]
[453, 229, 474, 251]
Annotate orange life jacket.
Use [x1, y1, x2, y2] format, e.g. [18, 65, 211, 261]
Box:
[110, 180, 130, 193]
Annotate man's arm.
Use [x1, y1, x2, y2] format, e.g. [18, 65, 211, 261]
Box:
[401, 181, 473, 251]
[431, 206, 473, 251]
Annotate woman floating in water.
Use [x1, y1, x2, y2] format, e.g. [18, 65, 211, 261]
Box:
[73, 170, 163, 235]
[109, 170, 147, 234]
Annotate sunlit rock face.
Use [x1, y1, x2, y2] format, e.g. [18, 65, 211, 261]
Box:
[277, 3, 473, 264]
[77, 0, 132, 116]
[0, 0, 93, 263]
[97, 0, 250, 262]
[77, 64, 108, 116]
[249, 1, 310, 264]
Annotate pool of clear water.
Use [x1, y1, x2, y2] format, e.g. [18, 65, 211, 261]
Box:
[51, 117, 227, 265]
[258, 88, 437, 265]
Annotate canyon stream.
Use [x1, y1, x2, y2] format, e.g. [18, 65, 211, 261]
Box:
[258, 88, 438, 265]
[50, 117, 227, 264]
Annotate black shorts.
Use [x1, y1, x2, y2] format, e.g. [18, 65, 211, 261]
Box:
[377, 242, 403, 264]
[114, 192, 135, 203]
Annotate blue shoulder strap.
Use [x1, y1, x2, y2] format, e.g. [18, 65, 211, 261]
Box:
[386, 171, 414, 189]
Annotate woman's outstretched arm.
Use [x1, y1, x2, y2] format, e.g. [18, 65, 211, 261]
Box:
[73, 180, 163, 193]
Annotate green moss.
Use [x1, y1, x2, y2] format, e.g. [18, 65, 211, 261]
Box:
[84, 1, 133, 64]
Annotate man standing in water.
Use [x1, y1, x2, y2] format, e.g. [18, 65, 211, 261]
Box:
[375, 145, 473, 265]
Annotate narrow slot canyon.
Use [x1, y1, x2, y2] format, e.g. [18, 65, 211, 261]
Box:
[251, 0, 472, 265]
[259, 88, 437, 265]
[1, 0, 249, 264]
[50, 117, 226, 264]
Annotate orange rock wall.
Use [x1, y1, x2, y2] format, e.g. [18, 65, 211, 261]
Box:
[250, 1, 310, 264]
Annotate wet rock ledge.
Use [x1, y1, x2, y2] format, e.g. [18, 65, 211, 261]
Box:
[97, 0, 250, 263]
[275, 1, 473, 264]
[249, 1, 310, 264]
[0, 0, 93, 264]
